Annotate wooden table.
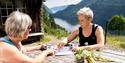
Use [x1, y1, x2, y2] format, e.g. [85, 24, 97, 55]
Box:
[44, 54, 76, 63]
[25, 50, 76, 63]
[25, 42, 77, 63]
[25, 42, 124, 63]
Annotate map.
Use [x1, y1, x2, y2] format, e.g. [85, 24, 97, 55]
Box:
[55, 46, 74, 56]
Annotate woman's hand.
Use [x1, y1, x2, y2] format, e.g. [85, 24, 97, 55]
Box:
[57, 41, 67, 48]
[40, 44, 47, 50]
[72, 47, 84, 52]
[57, 38, 68, 48]
[43, 49, 55, 56]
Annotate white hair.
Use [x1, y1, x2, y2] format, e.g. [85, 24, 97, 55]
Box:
[5, 11, 32, 37]
[77, 7, 94, 20]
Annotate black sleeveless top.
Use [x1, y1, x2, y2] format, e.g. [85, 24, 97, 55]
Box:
[79, 24, 98, 46]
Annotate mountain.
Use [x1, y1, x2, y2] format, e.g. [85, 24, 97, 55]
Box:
[52, 0, 125, 30]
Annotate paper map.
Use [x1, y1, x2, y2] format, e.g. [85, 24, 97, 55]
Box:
[55, 46, 74, 56]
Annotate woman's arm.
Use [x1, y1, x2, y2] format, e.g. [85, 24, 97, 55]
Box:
[57, 28, 79, 48]
[25, 45, 41, 52]
[20, 43, 46, 52]
[67, 29, 79, 43]
[1, 43, 54, 63]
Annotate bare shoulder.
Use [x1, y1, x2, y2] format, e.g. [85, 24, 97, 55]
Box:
[74, 27, 79, 32]
[95, 25, 104, 35]
[97, 25, 103, 31]
[0, 42, 18, 62]
[72, 27, 79, 35]
[0, 42, 19, 54]
[0, 42, 33, 63]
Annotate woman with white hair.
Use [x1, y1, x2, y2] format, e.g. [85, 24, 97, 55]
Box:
[58, 7, 104, 51]
[0, 11, 54, 63]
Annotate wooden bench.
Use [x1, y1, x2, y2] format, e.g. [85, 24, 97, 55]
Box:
[22, 32, 44, 43]
[28, 32, 44, 37]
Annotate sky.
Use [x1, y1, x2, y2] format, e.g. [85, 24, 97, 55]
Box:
[43, 0, 82, 13]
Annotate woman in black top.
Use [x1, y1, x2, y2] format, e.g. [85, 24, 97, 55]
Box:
[58, 7, 104, 51]
[79, 24, 98, 46]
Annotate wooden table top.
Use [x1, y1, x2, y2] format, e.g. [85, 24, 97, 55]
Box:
[44, 54, 76, 63]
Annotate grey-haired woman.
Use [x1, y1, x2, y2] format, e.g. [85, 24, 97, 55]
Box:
[0, 11, 54, 63]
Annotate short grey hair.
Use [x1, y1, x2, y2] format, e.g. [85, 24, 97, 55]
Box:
[5, 11, 32, 37]
[77, 7, 93, 20]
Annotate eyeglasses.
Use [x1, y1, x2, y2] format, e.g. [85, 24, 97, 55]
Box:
[27, 26, 31, 30]
[25, 26, 31, 32]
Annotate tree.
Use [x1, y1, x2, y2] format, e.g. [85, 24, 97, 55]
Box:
[108, 15, 125, 35]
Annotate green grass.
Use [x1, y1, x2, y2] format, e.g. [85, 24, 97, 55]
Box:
[107, 35, 125, 49]
[40, 34, 55, 43]
[41, 8, 69, 39]
[44, 28, 69, 39]
[32, 34, 57, 45]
